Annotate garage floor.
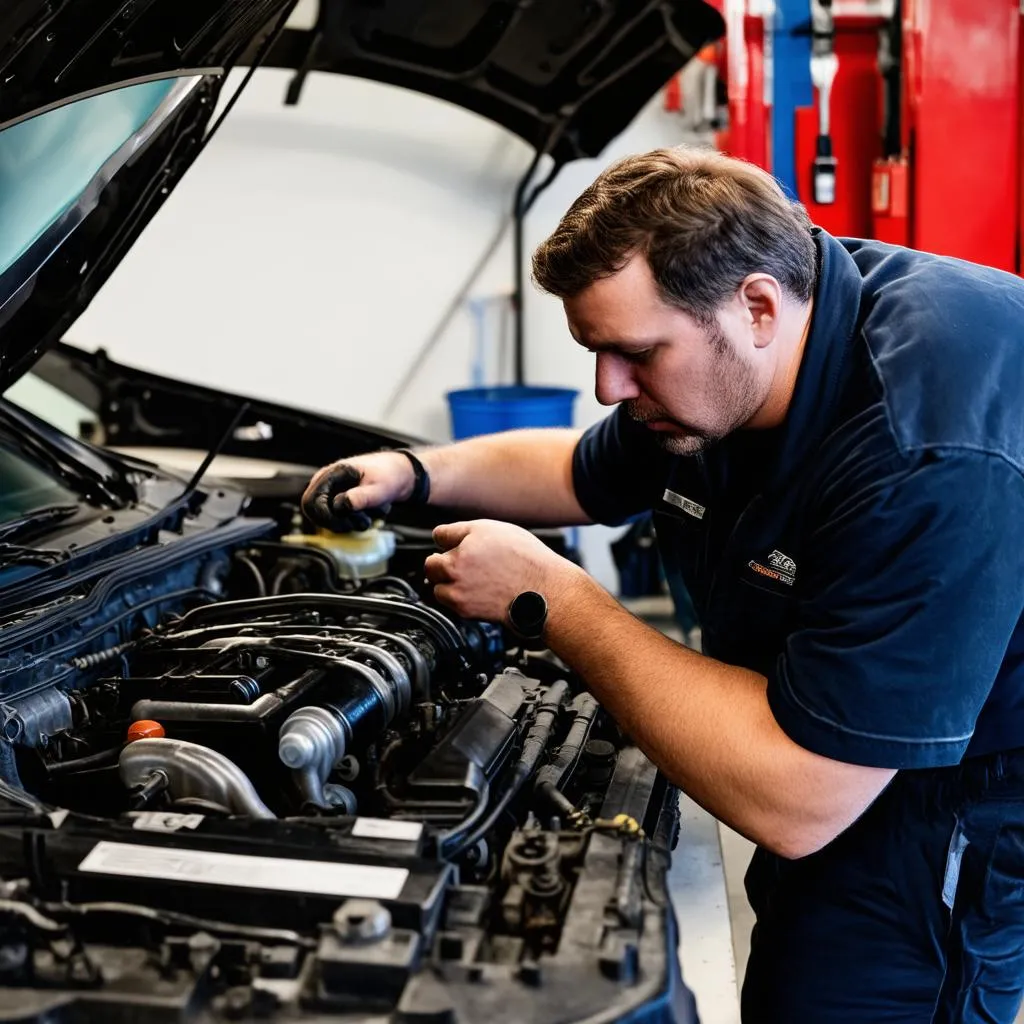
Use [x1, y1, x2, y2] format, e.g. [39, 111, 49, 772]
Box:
[669, 798, 749, 1023]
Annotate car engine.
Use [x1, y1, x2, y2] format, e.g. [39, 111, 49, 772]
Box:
[0, 519, 692, 1023]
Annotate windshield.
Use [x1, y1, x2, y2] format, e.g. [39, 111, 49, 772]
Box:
[0, 442, 79, 526]
[0, 79, 177, 279]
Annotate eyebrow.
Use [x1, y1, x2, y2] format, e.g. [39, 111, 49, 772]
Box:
[574, 336, 660, 354]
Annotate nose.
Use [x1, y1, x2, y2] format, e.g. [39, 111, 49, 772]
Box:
[594, 353, 640, 406]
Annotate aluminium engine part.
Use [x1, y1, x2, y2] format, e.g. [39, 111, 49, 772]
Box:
[323, 783, 357, 814]
[180, 635, 413, 720]
[0, 688, 73, 748]
[277, 659, 404, 809]
[129, 669, 323, 725]
[119, 737, 275, 818]
[278, 706, 350, 809]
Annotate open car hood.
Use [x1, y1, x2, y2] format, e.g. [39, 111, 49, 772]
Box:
[0, 0, 723, 394]
[253, 0, 725, 165]
[0, 0, 297, 393]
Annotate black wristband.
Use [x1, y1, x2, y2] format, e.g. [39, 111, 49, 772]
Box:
[394, 448, 431, 506]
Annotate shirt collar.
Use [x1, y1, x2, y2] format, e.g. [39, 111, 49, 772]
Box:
[768, 229, 864, 488]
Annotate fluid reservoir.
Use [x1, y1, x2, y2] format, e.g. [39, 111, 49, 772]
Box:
[283, 524, 396, 580]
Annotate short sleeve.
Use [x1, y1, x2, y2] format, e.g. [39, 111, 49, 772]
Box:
[572, 406, 673, 526]
[767, 449, 1024, 769]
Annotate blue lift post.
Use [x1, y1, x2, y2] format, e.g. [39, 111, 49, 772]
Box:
[769, 0, 814, 199]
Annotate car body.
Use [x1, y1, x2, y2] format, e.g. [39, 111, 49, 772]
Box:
[0, 3, 723, 1021]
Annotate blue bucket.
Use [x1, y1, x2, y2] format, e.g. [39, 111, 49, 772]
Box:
[446, 385, 579, 440]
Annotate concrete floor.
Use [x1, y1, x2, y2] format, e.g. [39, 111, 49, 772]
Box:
[668, 797, 752, 1023]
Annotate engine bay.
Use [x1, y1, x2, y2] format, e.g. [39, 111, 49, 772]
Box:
[0, 517, 691, 1023]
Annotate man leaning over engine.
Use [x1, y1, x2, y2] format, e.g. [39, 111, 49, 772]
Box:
[302, 147, 1024, 1024]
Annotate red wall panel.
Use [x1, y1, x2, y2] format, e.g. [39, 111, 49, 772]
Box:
[909, 0, 1019, 271]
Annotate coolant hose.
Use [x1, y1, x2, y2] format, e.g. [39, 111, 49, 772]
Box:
[535, 692, 599, 792]
[441, 680, 569, 858]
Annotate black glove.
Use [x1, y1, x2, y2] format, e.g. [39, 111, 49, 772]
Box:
[301, 462, 391, 533]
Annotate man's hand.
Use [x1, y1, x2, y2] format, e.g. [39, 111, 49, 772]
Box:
[301, 452, 417, 532]
[425, 520, 584, 626]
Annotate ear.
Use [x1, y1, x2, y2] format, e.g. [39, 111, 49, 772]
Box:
[737, 274, 783, 349]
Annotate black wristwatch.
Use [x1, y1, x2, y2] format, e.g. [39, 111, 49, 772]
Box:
[507, 590, 548, 640]
[393, 448, 431, 505]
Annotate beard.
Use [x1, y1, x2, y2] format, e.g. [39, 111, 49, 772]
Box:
[626, 322, 764, 456]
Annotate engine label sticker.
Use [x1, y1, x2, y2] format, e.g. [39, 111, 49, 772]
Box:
[131, 812, 205, 833]
[352, 818, 423, 842]
[78, 841, 409, 900]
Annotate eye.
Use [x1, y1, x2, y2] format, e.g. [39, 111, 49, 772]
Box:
[622, 348, 653, 365]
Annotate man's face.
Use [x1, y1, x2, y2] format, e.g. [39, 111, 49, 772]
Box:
[564, 256, 772, 455]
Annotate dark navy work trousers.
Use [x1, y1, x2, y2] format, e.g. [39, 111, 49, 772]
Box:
[740, 750, 1024, 1023]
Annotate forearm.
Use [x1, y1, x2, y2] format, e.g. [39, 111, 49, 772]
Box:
[544, 569, 893, 858]
[416, 429, 593, 526]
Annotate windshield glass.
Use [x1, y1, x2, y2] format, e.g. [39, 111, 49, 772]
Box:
[0, 79, 176, 278]
[0, 442, 79, 525]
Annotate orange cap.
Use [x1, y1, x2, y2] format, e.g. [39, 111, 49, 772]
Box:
[127, 719, 165, 742]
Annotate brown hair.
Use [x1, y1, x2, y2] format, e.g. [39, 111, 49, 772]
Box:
[532, 147, 817, 322]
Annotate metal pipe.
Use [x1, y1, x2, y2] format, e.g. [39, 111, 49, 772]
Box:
[278, 664, 397, 809]
[511, 154, 564, 385]
[165, 594, 465, 659]
[119, 738, 275, 818]
[129, 669, 322, 725]
[137, 622, 432, 699]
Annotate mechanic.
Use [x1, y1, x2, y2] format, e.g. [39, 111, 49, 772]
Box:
[302, 147, 1024, 1023]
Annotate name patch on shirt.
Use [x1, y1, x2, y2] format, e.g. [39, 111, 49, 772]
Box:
[748, 549, 797, 586]
[662, 489, 706, 520]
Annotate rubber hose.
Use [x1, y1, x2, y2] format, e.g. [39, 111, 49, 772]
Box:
[534, 693, 600, 792]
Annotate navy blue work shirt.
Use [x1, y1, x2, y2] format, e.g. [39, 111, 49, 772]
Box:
[573, 229, 1024, 769]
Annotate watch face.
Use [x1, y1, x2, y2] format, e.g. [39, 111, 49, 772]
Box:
[510, 591, 547, 637]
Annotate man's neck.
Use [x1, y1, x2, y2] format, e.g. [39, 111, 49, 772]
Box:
[750, 299, 814, 430]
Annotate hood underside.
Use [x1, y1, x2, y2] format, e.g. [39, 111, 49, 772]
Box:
[253, 0, 725, 164]
[0, 0, 723, 393]
[0, 0, 297, 393]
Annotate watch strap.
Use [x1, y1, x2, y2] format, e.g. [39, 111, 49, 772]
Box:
[393, 448, 431, 506]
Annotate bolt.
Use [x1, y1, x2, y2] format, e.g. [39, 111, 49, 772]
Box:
[323, 784, 357, 814]
[223, 986, 251, 1019]
[0, 943, 27, 972]
[1, 713, 22, 743]
[187, 931, 219, 954]
[278, 733, 314, 769]
[532, 869, 562, 895]
[332, 900, 391, 944]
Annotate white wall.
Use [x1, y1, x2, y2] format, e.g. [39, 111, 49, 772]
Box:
[56, 68, 694, 589]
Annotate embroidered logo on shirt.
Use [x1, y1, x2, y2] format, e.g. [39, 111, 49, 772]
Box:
[748, 549, 797, 586]
[662, 488, 706, 520]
